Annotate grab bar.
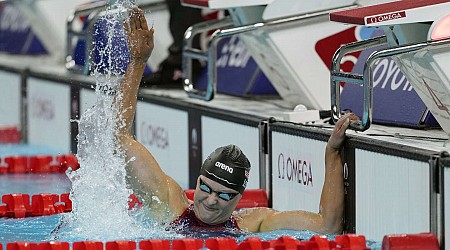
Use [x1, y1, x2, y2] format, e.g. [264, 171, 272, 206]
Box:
[66, 0, 107, 74]
[182, 4, 357, 101]
[330, 36, 388, 131]
[330, 36, 450, 131]
[183, 17, 235, 100]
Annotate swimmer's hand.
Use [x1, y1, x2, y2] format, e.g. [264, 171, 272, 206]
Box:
[327, 113, 359, 151]
[124, 7, 154, 64]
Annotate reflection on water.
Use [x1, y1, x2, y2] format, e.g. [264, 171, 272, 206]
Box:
[0, 215, 61, 243]
[0, 174, 71, 197]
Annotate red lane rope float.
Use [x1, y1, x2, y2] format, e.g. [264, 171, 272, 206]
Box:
[139, 239, 171, 250]
[172, 239, 203, 250]
[205, 237, 238, 250]
[10, 242, 71, 250]
[1, 233, 441, 249]
[3, 235, 372, 250]
[0, 126, 21, 144]
[0, 189, 265, 219]
[0, 195, 439, 249]
[105, 241, 137, 250]
[382, 232, 439, 250]
[72, 241, 103, 250]
[0, 193, 72, 218]
[0, 154, 80, 174]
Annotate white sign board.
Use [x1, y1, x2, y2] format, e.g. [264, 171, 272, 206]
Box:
[355, 149, 430, 241]
[202, 116, 260, 189]
[27, 78, 71, 154]
[0, 71, 21, 126]
[271, 131, 326, 212]
[136, 101, 189, 189]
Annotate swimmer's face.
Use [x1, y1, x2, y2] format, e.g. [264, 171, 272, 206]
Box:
[193, 175, 241, 225]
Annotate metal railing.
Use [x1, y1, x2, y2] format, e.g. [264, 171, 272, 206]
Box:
[330, 36, 450, 131]
[182, 4, 356, 101]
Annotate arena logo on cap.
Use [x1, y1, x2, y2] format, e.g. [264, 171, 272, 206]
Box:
[215, 161, 233, 174]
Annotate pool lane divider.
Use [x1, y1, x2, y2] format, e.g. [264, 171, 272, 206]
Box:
[0, 154, 80, 174]
[0, 233, 440, 250]
[0, 235, 369, 250]
[0, 193, 72, 218]
[0, 189, 267, 219]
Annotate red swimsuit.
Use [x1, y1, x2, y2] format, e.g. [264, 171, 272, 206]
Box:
[167, 204, 243, 237]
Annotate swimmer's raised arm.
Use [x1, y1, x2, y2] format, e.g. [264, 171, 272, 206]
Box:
[117, 7, 153, 136]
[318, 112, 358, 233]
[115, 7, 188, 219]
[235, 113, 358, 234]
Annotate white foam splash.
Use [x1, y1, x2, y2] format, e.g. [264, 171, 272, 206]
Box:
[53, 0, 177, 241]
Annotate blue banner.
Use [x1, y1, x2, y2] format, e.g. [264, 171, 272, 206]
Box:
[74, 16, 151, 75]
[195, 36, 278, 96]
[340, 33, 439, 128]
[0, 3, 47, 55]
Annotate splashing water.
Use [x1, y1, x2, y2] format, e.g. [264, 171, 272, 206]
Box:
[53, 0, 175, 241]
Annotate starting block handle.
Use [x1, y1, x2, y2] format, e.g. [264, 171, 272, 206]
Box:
[331, 35, 449, 131]
[330, 36, 388, 131]
[183, 17, 234, 101]
[183, 5, 354, 101]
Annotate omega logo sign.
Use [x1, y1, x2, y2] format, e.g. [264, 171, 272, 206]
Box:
[367, 11, 406, 24]
[277, 153, 313, 187]
[31, 95, 55, 120]
[140, 121, 169, 149]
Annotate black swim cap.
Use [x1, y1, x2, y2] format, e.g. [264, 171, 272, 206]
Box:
[199, 145, 251, 194]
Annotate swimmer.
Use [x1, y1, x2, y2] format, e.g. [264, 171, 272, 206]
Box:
[117, 7, 358, 234]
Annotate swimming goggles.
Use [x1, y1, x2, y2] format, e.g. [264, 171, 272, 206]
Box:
[199, 179, 238, 201]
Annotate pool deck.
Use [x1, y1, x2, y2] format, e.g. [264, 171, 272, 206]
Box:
[0, 53, 448, 153]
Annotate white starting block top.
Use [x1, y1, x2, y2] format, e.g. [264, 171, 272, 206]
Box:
[330, 0, 450, 26]
[181, 0, 274, 9]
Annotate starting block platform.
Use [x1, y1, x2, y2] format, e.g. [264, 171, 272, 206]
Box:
[182, 0, 274, 9]
[330, 0, 450, 26]
[328, 0, 450, 136]
[181, 0, 361, 110]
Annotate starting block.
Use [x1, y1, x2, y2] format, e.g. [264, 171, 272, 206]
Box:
[329, 0, 450, 134]
[181, 0, 399, 111]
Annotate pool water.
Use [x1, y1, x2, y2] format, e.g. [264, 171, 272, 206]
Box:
[0, 144, 64, 158]
[0, 215, 382, 249]
[0, 213, 326, 243]
[0, 144, 382, 249]
[0, 214, 61, 243]
[0, 174, 70, 197]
